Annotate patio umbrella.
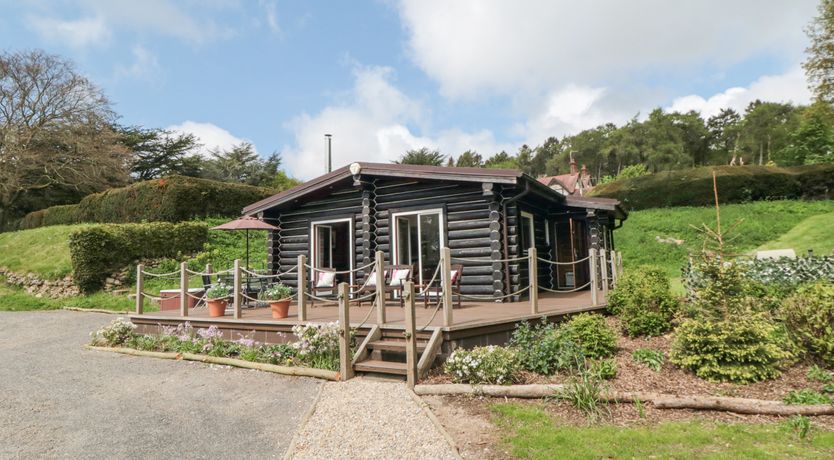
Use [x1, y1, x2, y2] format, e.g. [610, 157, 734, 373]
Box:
[211, 216, 279, 270]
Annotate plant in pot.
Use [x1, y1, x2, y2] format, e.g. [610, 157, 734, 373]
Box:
[262, 284, 293, 319]
[205, 283, 231, 317]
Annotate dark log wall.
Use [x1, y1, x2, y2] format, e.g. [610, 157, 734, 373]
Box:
[373, 178, 497, 296]
[504, 190, 556, 299]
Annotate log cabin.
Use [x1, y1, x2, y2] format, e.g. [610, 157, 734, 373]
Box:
[243, 162, 627, 299]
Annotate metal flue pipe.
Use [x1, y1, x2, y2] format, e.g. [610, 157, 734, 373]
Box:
[325, 134, 332, 173]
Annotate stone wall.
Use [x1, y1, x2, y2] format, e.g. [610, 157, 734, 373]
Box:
[0, 268, 80, 298]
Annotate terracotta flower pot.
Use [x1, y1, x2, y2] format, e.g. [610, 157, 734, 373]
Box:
[270, 299, 291, 319]
[207, 299, 227, 317]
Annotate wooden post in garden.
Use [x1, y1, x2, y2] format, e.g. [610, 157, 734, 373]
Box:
[589, 250, 598, 307]
[441, 246, 453, 327]
[375, 250, 386, 325]
[600, 249, 609, 299]
[180, 262, 189, 318]
[528, 247, 539, 314]
[609, 251, 618, 287]
[338, 282, 354, 381]
[297, 255, 307, 321]
[135, 264, 144, 315]
[617, 252, 623, 280]
[233, 259, 242, 319]
[403, 281, 418, 389]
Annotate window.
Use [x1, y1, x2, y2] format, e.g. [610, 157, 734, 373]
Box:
[519, 211, 535, 255]
[392, 209, 444, 285]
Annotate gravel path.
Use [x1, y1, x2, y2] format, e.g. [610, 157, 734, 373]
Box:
[0, 311, 322, 459]
[290, 379, 458, 459]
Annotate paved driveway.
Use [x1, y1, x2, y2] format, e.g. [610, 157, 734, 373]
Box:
[0, 311, 322, 459]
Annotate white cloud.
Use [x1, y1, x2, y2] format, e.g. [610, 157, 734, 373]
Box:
[166, 121, 254, 157]
[397, 0, 816, 99]
[114, 45, 161, 80]
[669, 67, 812, 118]
[259, 0, 281, 34]
[26, 15, 110, 48]
[515, 84, 616, 142]
[282, 66, 512, 179]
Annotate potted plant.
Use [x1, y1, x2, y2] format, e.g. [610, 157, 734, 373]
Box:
[205, 283, 231, 317]
[262, 283, 293, 319]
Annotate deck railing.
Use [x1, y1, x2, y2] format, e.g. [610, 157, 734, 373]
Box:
[133, 247, 623, 330]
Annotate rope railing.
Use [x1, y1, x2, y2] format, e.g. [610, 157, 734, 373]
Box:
[140, 269, 181, 278]
[459, 285, 530, 301]
[241, 265, 299, 279]
[451, 255, 530, 264]
[417, 263, 442, 296]
[539, 281, 592, 294]
[303, 261, 376, 275]
[536, 255, 590, 266]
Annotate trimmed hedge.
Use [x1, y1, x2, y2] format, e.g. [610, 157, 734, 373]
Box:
[589, 164, 834, 210]
[69, 222, 208, 292]
[20, 176, 275, 230]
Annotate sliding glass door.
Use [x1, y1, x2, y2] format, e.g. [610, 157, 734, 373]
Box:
[392, 209, 443, 285]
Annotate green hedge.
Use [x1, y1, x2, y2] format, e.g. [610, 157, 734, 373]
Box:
[69, 222, 208, 292]
[20, 176, 275, 230]
[589, 164, 834, 210]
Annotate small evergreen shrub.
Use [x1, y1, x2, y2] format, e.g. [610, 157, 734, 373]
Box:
[632, 348, 665, 372]
[562, 313, 617, 359]
[510, 321, 584, 375]
[608, 266, 678, 336]
[444, 346, 520, 384]
[670, 315, 792, 383]
[69, 221, 208, 292]
[782, 282, 834, 366]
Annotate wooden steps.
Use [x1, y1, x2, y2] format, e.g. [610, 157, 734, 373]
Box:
[354, 359, 408, 375]
[352, 327, 442, 379]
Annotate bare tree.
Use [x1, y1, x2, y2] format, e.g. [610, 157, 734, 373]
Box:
[0, 50, 129, 228]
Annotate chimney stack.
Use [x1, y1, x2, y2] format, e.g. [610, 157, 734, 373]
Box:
[569, 153, 577, 175]
[324, 134, 332, 173]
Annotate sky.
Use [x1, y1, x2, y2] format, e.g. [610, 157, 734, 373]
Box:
[0, 0, 819, 179]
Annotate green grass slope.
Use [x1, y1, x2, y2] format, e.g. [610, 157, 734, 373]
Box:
[616, 200, 834, 278]
[0, 224, 91, 279]
[757, 212, 834, 256]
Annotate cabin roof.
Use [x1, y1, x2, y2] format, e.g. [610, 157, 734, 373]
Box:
[243, 162, 626, 219]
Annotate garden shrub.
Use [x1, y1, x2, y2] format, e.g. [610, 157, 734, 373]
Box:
[562, 313, 617, 359]
[783, 389, 833, 405]
[69, 221, 208, 292]
[670, 315, 792, 383]
[444, 346, 520, 384]
[510, 321, 584, 375]
[20, 176, 275, 229]
[589, 163, 834, 210]
[782, 282, 834, 366]
[291, 322, 343, 371]
[590, 359, 617, 380]
[807, 365, 833, 384]
[89, 318, 136, 346]
[608, 266, 678, 336]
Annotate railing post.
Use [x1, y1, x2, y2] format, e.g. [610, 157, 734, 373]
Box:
[338, 282, 354, 381]
[180, 262, 189, 317]
[589, 250, 598, 307]
[600, 249, 609, 299]
[528, 247, 538, 314]
[135, 264, 144, 315]
[609, 250, 618, 287]
[297, 255, 307, 321]
[375, 250, 386, 325]
[403, 281, 418, 389]
[233, 259, 242, 319]
[617, 251, 623, 280]
[440, 246, 453, 327]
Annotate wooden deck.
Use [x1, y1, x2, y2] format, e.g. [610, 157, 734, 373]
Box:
[129, 290, 606, 344]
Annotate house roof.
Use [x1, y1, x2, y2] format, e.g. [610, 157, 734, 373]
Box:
[243, 162, 626, 219]
[538, 174, 579, 193]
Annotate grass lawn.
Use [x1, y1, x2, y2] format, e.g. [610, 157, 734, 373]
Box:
[492, 403, 834, 459]
[0, 224, 91, 279]
[757, 212, 834, 256]
[0, 281, 157, 312]
[616, 200, 834, 278]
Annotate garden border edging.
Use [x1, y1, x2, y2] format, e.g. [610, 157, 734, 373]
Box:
[414, 384, 834, 416]
[85, 345, 341, 381]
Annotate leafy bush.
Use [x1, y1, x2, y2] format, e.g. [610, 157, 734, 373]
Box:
[89, 318, 136, 346]
[511, 321, 584, 375]
[558, 361, 609, 422]
[262, 283, 292, 301]
[205, 283, 231, 300]
[608, 266, 678, 336]
[783, 389, 833, 405]
[590, 359, 617, 380]
[562, 313, 617, 359]
[69, 221, 208, 292]
[670, 315, 792, 383]
[807, 365, 833, 384]
[782, 282, 834, 366]
[632, 348, 665, 372]
[291, 322, 343, 371]
[445, 346, 520, 384]
[589, 164, 834, 210]
[20, 176, 274, 230]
